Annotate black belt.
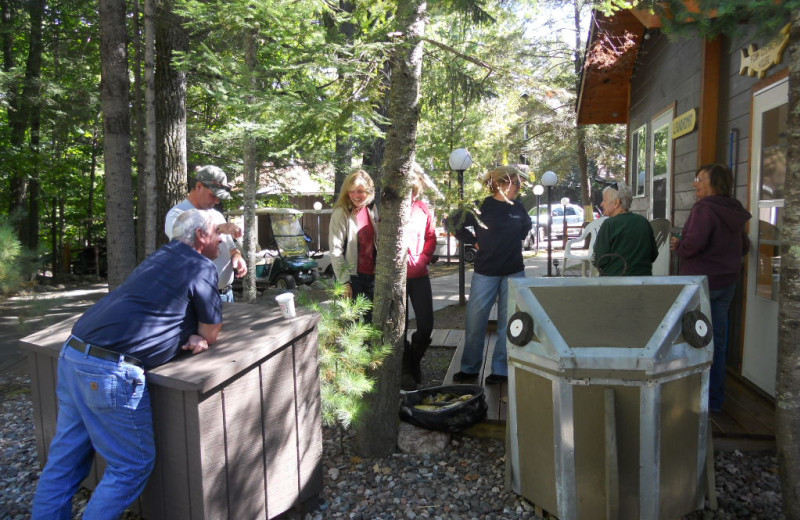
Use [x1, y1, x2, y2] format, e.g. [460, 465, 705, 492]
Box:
[218, 285, 232, 295]
[67, 337, 144, 369]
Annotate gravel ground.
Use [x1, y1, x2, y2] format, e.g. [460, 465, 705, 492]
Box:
[0, 363, 784, 520]
[0, 277, 785, 519]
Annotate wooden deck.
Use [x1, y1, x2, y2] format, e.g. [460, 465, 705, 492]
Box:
[411, 328, 776, 448]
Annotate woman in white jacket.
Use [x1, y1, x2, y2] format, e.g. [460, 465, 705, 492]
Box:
[329, 170, 379, 317]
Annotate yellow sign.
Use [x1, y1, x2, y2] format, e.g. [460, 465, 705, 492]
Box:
[672, 108, 697, 139]
[739, 24, 791, 79]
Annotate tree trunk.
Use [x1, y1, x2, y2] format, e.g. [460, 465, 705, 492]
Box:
[362, 61, 391, 190]
[776, 10, 800, 519]
[99, 0, 137, 288]
[143, 0, 157, 254]
[132, 0, 146, 261]
[353, 0, 427, 458]
[241, 29, 259, 304]
[155, 0, 188, 244]
[334, 135, 354, 195]
[132, 0, 157, 261]
[573, 0, 590, 219]
[8, 0, 44, 250]
[332, 0, 356, 196]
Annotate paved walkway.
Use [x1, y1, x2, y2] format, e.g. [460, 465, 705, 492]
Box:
[0, 248, 571, 373]
[413, 248, 566, 318]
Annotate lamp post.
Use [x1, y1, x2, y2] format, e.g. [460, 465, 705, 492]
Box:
[541, 171, 558, 276]
[449, 148, 473, 306]
[560, 196, 570, 247]
[532, 184, 544, 251]
[313, 201, 322, 251]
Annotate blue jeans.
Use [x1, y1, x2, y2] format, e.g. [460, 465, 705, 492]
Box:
[220, 287, 234, 303]
[32, 341, 155, 520]
[460, 270, 525, 377]
[709, 283, 736, 412]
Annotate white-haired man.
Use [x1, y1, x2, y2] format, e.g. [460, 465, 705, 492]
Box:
[32, 209, 224, 518]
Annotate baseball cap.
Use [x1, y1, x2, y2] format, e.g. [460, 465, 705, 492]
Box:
[195, 165, 232, 200]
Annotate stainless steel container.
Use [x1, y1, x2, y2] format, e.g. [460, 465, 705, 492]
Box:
[505, 276, 713, 520]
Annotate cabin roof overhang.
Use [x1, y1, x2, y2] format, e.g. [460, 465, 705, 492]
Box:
[577, 10, 659, 126]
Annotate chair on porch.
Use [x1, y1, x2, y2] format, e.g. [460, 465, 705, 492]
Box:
[563, 217, 608, 276]
[650, 218, 671, 275]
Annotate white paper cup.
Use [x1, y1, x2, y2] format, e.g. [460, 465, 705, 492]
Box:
[275, 292, 296, 319]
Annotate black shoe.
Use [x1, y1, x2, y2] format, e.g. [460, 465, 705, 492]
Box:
[452, 371, 478, 383]
[400, 372, 417, 392]
[485, 374, 508, 385]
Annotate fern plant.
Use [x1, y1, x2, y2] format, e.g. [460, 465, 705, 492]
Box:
[299, 282, 392, 431]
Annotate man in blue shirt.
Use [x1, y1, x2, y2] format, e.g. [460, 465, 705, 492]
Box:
[32, 209, 224, 519]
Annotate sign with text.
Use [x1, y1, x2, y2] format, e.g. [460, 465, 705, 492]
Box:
[672, 108, 697, 139]
[739, 24, 790, 79]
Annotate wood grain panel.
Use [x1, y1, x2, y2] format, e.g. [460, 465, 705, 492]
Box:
[293, 330, 323, 503]
[223, 368, 268, 519]
[261, 345, 299, 516]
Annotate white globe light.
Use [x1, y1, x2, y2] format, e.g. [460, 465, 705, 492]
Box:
[313, 201, 322, 211]
[533, 184, 544, 196]
[541, 171, 558, 187]
[449, 148, 473, 171]
[560, 197, 570, 205]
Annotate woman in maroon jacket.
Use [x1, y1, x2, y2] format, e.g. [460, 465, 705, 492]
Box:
[401, 169, 437, 391]
[670, 163, 751, 412]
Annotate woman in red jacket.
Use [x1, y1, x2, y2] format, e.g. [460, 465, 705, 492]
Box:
[401, 168, 437, 391]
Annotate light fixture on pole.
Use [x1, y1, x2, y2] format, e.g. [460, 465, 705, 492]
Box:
[532, 184, 544, 250]
[541, 171, 558, 277]
[313, 201, 323, 251]
[449, 148, 473, 306]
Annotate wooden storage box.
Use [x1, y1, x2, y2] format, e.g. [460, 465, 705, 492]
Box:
[21, 302, 322, 519]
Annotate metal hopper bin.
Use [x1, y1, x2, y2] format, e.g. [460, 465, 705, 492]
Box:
[504, 276, 714, 520]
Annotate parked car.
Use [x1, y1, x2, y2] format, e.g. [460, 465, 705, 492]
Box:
[528, 203, 585, 240]
[434, 227, 477, 263]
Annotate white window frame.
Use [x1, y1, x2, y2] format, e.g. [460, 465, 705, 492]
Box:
[649, 111, 673, 220]
[630, 125, 647, 198]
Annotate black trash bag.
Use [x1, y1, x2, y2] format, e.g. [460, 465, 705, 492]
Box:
[399, 384, 487, 432]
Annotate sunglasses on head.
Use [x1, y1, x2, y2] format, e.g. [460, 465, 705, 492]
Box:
[609, 182, 618, 190]
[203, 182, 231, 193]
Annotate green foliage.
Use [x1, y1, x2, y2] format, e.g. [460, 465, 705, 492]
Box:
[177, 0, 393, 176]
[299, 282, 392, 429]
[599, 0, 799, 39]
[0, 218, 24, 294]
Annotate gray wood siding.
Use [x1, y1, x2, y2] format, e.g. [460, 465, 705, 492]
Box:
[629, 32, 704, 221]
[717, 26, 788, 207]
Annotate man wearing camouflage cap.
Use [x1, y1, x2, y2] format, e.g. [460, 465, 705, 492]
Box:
[165, 165, 248, 301]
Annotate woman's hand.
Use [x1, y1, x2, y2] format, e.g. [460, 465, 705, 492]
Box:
[669, 236, 680, 251]
[343, 282, 353, 299]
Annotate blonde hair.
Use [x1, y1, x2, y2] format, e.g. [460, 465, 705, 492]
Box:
[410, 162, 425, 199]
[484, 165, 522, 191]
[335, 169, 375, 212]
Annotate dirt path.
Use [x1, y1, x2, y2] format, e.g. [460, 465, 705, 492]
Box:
[0, 282, 108, 377]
